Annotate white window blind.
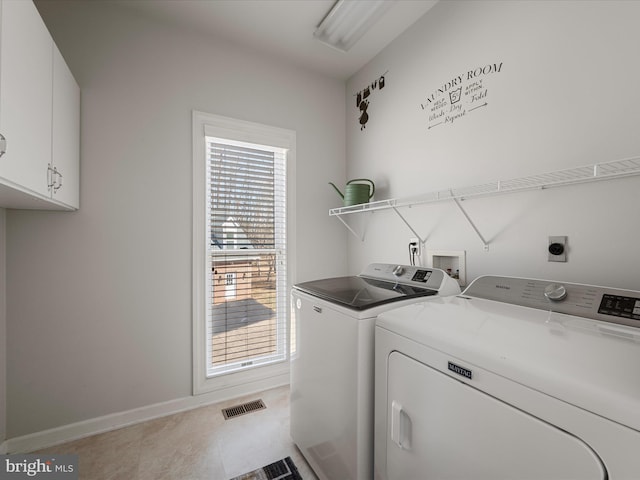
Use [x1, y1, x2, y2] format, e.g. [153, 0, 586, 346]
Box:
[205, 137, 287, 377]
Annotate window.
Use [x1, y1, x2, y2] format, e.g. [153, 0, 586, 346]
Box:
[207, 137, 287, 376]
[193, 111, 295, 394]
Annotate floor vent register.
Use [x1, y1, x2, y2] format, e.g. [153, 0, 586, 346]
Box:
[222, 399, 266, 420]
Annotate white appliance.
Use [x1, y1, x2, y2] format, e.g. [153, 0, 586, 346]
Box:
[290, 263, 460, 480]
[375, 275, 640, 479]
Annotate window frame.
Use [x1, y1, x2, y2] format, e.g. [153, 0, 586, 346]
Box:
[192, 111, 296, 396]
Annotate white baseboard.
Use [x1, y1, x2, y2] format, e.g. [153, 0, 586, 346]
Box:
[5, 372, 289, 454]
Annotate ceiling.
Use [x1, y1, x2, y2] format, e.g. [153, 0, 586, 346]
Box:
[115, 0, 439, 80]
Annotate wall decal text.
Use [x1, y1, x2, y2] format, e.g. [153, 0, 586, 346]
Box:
[421, 62, 503, 130]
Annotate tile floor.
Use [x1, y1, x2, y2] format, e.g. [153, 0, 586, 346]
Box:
[35, 386, 318, 480]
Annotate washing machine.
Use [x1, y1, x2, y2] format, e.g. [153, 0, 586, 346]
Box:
[374, 275, 640, 479]
[290, 263, 460, 480]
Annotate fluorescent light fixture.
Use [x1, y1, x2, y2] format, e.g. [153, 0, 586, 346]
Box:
[314, 0, 394, 52]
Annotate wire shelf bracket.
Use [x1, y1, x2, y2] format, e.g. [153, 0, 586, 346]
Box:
[452, 197, 489, 251]
[334, 213, 366, 242]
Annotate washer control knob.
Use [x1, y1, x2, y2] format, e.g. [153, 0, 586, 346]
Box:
[393, 265, 405, 277]
[544, 283, 567, 302]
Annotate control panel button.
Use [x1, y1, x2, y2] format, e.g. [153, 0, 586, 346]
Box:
[544, 283, 567, 302]
[393, 265, 405, 276]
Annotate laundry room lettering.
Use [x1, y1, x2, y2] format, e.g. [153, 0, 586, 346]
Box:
[421, 61, 503, 131]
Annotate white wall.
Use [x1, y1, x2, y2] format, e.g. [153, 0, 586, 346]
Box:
[346, 0, 640, 289]
[6, 1, 346, 438]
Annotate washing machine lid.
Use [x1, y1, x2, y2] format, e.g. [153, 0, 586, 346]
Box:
[293, 275, 437, 311]
[376, 276, 640, 432]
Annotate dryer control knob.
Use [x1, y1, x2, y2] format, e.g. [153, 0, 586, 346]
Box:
[544, 283, 567, 302]
[393, 265, 405, 276]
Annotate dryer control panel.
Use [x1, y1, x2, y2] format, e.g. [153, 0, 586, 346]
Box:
[463, 276, 640, 329]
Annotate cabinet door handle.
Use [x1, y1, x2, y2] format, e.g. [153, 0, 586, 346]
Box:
[47, 164, 55, 190]
[54, 168, 63, 192]
[0, 134, 6, 157]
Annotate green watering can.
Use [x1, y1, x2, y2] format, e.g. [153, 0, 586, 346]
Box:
[329, 178, 375, 207]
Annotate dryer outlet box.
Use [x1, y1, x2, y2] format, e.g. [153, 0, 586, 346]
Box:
[548, 236, 567, 262]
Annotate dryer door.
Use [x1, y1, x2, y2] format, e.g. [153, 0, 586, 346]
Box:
[386, 352, 606, 480]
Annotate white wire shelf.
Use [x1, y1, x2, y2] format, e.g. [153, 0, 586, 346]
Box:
[329, 156, 640, 216]
[329, 156, 640, 246]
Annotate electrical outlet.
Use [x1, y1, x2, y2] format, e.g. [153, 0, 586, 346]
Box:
[409, 237, 420, 257]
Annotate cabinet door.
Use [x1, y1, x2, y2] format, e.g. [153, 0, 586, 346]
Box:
[386, 352, 606, 479]
[52, 44, 80, 208]
[0, 0, 53, 197]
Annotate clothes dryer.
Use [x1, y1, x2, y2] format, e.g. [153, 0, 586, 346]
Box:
[375, 275, 640, 479]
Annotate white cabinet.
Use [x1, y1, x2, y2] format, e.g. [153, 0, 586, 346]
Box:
[0, 0, 52, 200]
[0, 0, 79, 210]
[51, 44, 80, 208]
